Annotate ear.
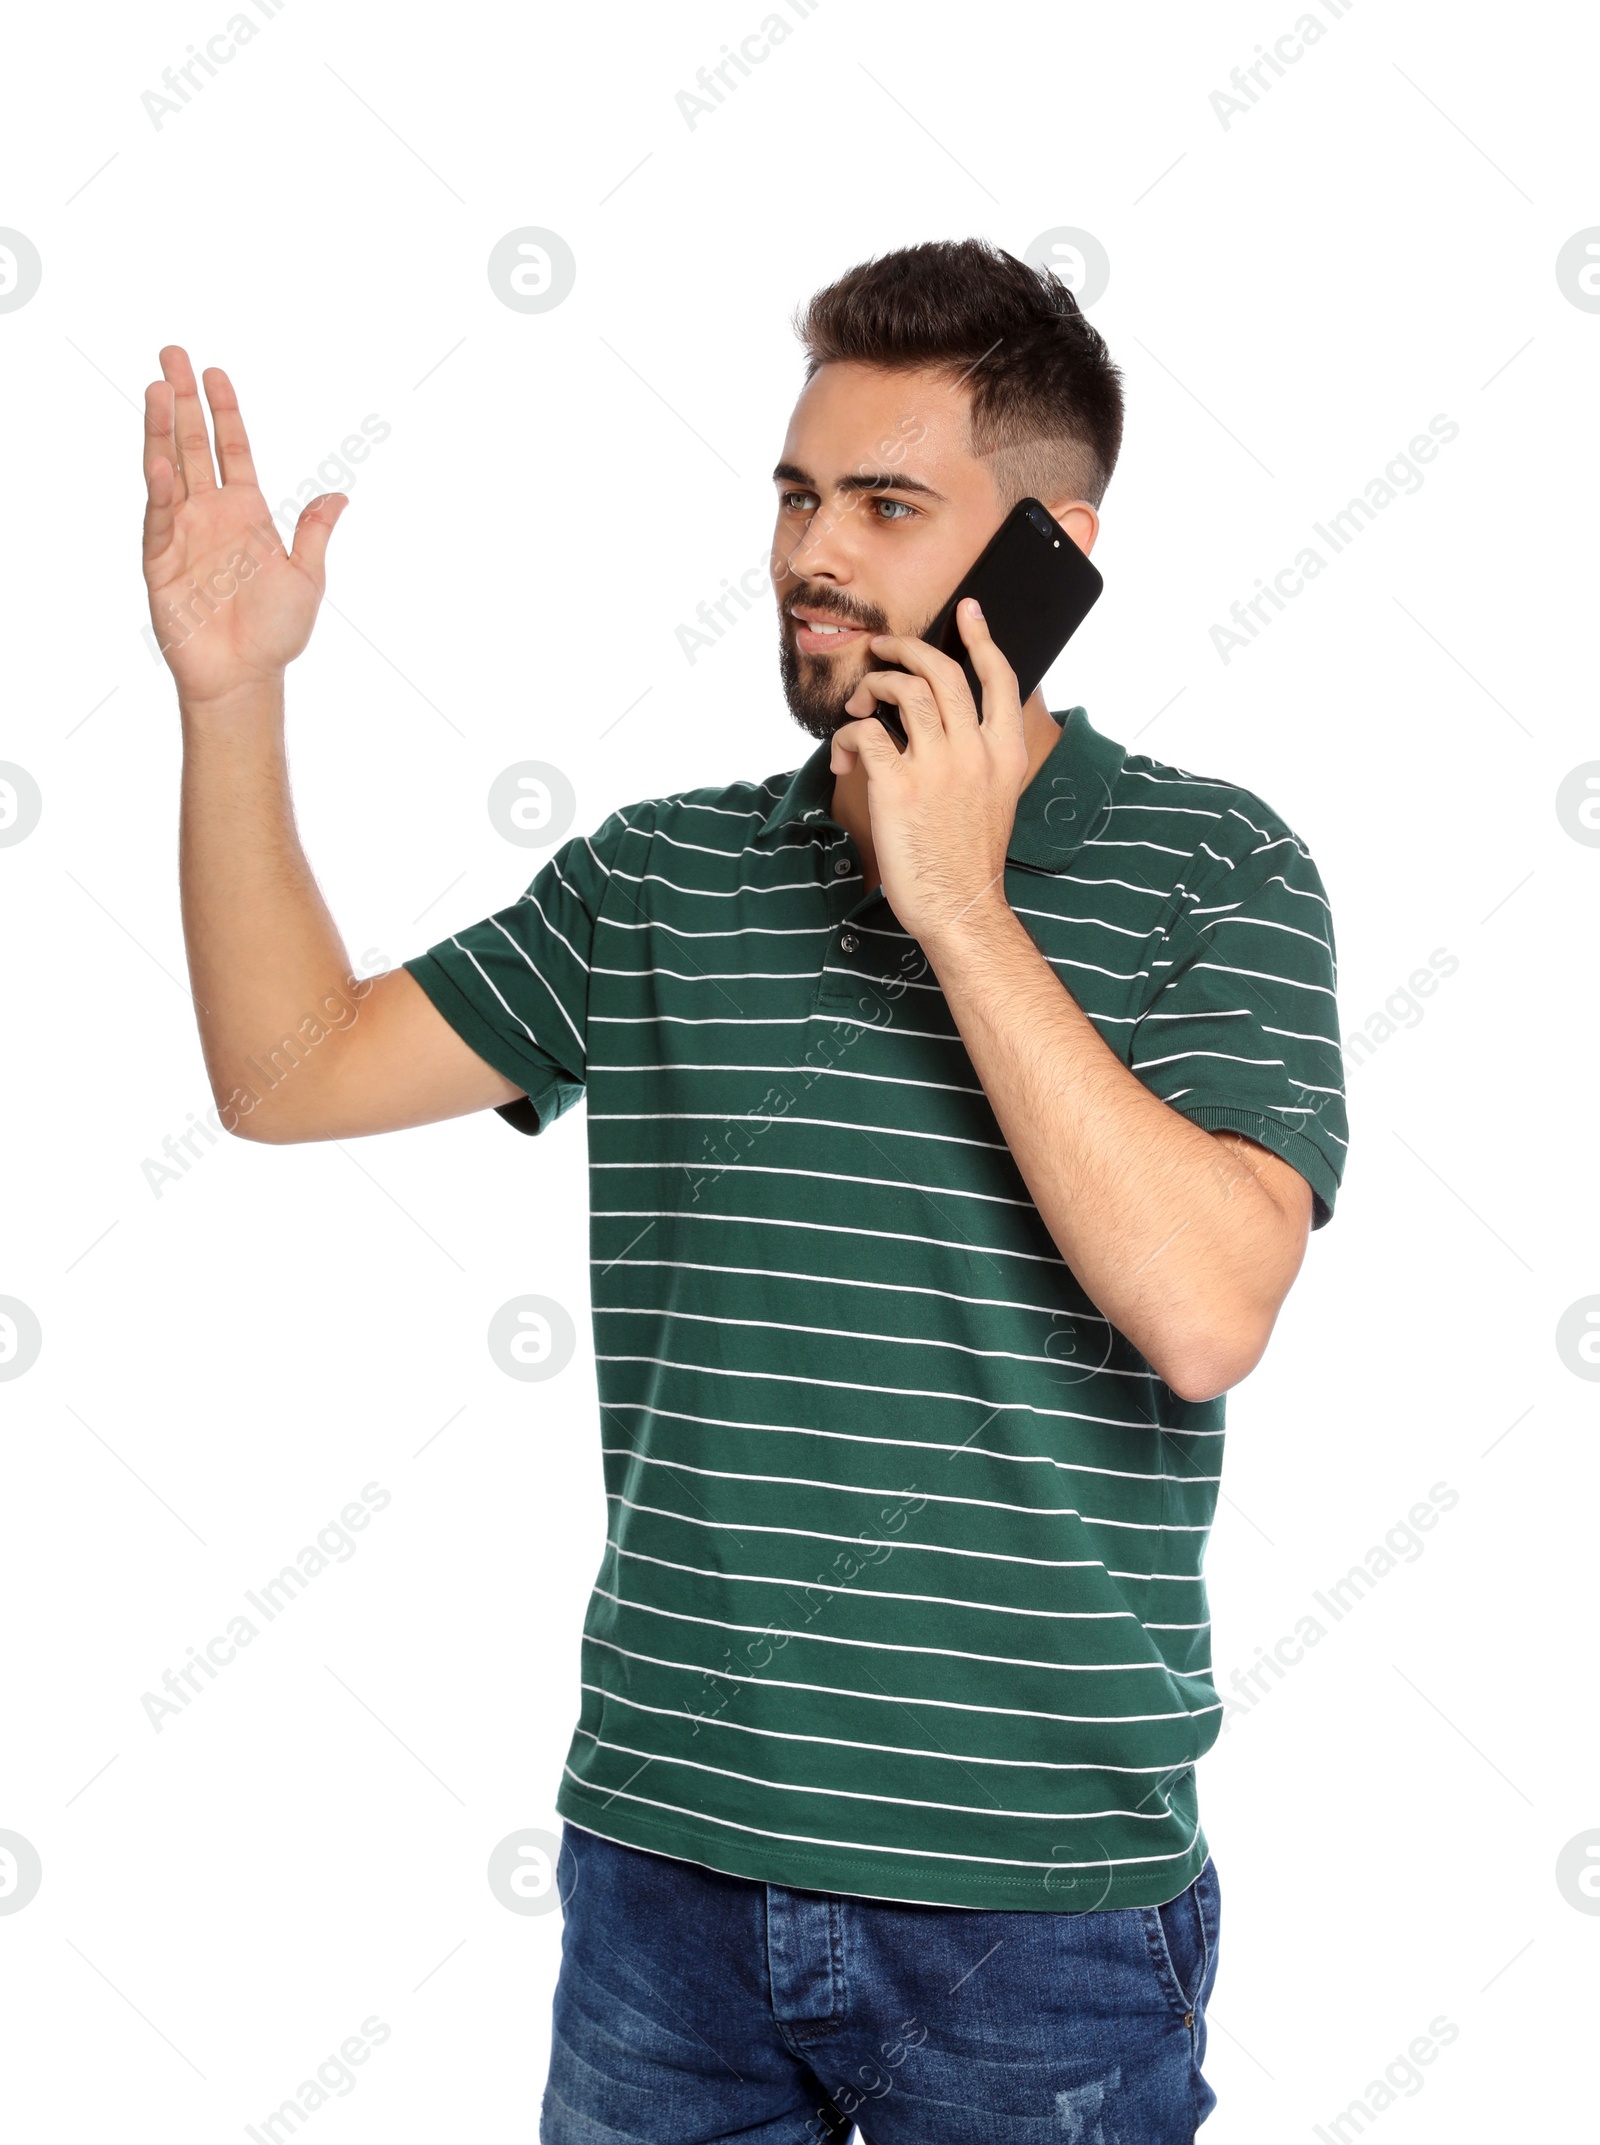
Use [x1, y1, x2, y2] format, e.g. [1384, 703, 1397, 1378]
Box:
[1043, 498, 1100, 558]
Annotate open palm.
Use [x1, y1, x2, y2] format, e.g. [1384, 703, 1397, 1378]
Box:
[142, 346, 346, 706]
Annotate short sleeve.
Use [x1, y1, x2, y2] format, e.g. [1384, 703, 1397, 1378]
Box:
[1128, 820, 1348, 1227]
[403, 802, 646, 1136]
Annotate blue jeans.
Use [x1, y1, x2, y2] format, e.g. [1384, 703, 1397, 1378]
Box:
[541, 1823, 1220, 2143]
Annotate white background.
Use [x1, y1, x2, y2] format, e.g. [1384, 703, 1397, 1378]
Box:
[2, 0, 1596, 2137]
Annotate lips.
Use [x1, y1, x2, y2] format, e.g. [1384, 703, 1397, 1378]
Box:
[790, 604, 874, 657]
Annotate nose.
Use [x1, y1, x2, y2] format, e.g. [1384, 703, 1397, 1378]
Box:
[781, 491, 861, 590]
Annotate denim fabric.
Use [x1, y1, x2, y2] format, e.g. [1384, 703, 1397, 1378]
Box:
[541, 1823, 1220, 2143]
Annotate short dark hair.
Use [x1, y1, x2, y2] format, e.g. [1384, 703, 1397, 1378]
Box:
[793, 237, 1124, 510]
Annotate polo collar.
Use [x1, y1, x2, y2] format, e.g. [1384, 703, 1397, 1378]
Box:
[754, 706, 1126, 876]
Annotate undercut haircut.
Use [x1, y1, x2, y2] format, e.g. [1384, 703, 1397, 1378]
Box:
[793, 237, 1125, 510]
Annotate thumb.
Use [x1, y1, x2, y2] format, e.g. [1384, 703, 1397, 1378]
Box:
[290, 492, 348, 584]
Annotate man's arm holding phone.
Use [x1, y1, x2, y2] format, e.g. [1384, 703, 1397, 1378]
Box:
[143, 346, 522, 1142]
[831, 598, 1316, 1408]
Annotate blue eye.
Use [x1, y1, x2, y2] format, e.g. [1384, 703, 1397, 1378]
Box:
[874, 498, 915, 520]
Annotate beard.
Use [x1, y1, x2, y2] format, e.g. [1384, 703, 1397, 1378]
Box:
[777, 584, 910, 743]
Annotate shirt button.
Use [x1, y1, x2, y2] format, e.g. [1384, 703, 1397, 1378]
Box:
[833, 857, 851, 877]
[839, 930, 859, 954]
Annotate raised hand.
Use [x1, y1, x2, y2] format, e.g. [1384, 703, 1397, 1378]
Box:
[142, 346, 346, 708]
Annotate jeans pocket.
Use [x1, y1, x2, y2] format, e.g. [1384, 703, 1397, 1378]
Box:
[1143, 1860, 1214, 2019]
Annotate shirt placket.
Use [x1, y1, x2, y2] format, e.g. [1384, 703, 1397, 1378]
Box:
[812, 824, 879, 1016]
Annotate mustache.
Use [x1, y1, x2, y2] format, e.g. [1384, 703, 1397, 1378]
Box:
[785, 585, 890, 634]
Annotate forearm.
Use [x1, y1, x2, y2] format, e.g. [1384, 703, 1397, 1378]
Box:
[178, 678, 366, 1138]
[922, 893, 1290, 1397]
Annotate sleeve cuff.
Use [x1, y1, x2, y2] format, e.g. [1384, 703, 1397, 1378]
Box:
[1165, 1101, 1342, 1229]
[402, 952, 566, 1133]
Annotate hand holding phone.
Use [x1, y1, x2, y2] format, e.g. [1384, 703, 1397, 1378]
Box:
[868, 498, 1102, 746]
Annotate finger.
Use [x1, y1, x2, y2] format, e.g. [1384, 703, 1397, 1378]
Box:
[159, 343, 218, 493]
[142, 377, 184, 531]
[142, 431, 179, 563]
[143, 379, 185, 532]
[954, 599, 1023, 738]
[865, 631, 977, 732]
[202, 366, 259, 488]
[830, 714, 901, 774]
[288, 493, 348, 586]
[844, 669, 944, 744]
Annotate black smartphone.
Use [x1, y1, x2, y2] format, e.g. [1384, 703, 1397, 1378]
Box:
[867, 497, 1103, 746]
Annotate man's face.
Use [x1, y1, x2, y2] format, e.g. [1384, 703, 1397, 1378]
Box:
[771, 362, 1015, 743]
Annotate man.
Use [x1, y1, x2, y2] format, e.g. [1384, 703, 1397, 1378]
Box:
[142, 238, 1347, 2142]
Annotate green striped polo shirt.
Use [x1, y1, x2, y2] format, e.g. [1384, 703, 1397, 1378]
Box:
[404, 704, 1347, 1912]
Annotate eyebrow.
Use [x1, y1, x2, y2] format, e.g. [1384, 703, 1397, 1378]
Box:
[772, 460, 948, 502]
